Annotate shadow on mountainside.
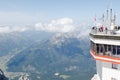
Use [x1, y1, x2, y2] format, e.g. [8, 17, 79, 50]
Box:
[0, 69, 8, 80]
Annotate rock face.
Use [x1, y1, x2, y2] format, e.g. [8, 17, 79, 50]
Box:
[0, 69, 8, 80]
[19, 74, 30, 80]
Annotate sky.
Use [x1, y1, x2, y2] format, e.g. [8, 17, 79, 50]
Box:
[0, 0, 120, 33]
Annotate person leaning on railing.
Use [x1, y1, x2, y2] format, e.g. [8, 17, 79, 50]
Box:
[105, 27, 107, 34]
[92, 26, 97, 33]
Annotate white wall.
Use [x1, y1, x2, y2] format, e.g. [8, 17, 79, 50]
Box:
[90, 37, 120, 46]
[96, 60, 102, 80]
[102, 62, 120, 80]
[96, 61, 120, 80]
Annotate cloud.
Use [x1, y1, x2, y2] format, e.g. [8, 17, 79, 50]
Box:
[35, 18, 91, 38]
[35, 18, 75, 33]
[0, 17, 90, 38]
[0, 25, 29, 33]
[35, 18, 90, 38]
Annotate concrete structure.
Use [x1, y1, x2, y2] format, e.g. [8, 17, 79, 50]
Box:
[90, 9, 120, 80]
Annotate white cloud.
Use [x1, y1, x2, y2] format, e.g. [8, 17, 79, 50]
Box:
[76, 22, 91, 38]
[0, 26, 29, 33]
[35, 17, 90, 38]
[0, 17, 90, 38]
[0, 26, 10, 33]
[35, 18, 75, 33]
[54, 18, 73, 25]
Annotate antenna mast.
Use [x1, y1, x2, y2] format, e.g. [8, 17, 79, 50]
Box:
[114, 13, 116, 25]
[110, 8, 112, 26]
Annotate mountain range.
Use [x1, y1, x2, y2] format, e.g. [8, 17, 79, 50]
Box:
[0, 29, 96, 80]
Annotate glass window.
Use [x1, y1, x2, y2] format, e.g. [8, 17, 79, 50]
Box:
[117, 46, 120, 55]
[97, 44, 99, 53]
[108, 45, 111, 51]
[111, 77, 117, 80]
[104, 45, 107, 52]
[112, 63, 118, 69]
[90, 41, 94, 50]
[113, 46, 116, 55]
[99, 44, 103, 53]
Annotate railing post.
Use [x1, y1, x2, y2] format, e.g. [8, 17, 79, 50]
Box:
[95, 44, 97, 54]
[111, 45, 113, 56]
[103, 44, 105, 55]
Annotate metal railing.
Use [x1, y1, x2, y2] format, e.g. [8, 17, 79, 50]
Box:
[90, 28, 119, 35]
[91, 49, 120, 58]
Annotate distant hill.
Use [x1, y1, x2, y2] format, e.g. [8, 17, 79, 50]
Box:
[0, 32, 31, 56]
[7, 33, 95, 80]
[0, 31, 53, 56]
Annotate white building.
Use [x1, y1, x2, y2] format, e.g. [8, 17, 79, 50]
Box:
[90, 9, 120, 80]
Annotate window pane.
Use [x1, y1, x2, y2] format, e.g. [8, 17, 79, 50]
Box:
[112, 64, 118, 69]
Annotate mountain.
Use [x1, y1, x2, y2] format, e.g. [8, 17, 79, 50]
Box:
[0, 32, 31, 56]
[7, 32, 95, 80]
[0, 69, 8, 80]
[0, 31, 53, 56]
